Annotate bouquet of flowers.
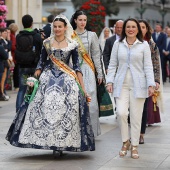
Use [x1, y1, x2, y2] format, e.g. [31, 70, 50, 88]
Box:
[24, 77, 39, 103]
[80, 0, 106, 36]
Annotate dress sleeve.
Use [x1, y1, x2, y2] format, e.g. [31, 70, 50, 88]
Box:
[143, 41, 155, 87]
[149, 40, 160, 84]
[71, 47, 82, 74]
[90, 32, 103, 78]
[36, 45, 48, 71]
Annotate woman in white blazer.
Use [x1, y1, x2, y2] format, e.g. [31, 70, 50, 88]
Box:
[106, 18, 155, 159]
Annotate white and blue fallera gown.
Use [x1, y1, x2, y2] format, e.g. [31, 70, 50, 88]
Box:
[6, 38, 95, 152]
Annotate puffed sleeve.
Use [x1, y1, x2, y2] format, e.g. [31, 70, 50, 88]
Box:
[71, 47, 82, 74]
[143, 41, 155, 87]
[106, 41, 119, 84]
[90, 32, 103, 78]
[36, 45, 48, 71]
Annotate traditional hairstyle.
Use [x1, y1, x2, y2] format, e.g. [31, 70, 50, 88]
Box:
[138, 19, 152, 42]
[119, 18, 143, 42]
[50, 14, 73, 41]
[53, 17, 67, 26]
[70, 10, 91, 30]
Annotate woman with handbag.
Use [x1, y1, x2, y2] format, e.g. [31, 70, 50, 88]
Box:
[106, 18, 155, 159]
[138, 19, 162, 144]
[6, 15, 95, 155]
[70, 10, 104, 137]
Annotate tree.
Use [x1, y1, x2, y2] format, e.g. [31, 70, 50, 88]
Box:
[71, 0, 119, 16]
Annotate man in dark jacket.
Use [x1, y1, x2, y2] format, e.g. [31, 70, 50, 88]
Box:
[16, 14, 42, 111]
[152, 23, 167, 82]
[43, 14, 54, 38]
[163, 28, 170, 82]
[103, 20, 123, 73]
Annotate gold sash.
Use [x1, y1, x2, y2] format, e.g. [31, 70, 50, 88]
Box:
[43, 39, 84, 95]
[72, 31, 95, 73]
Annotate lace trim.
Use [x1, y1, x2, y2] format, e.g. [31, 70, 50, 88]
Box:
[44, 36, 78, 52]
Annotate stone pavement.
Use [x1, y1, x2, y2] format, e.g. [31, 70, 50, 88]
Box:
[0, 83, 170, 170]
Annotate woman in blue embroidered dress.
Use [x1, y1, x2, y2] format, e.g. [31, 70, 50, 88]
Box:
[6, 15, 95, 153]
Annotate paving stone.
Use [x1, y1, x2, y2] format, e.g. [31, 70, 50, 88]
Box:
[0, 83, 170, 170]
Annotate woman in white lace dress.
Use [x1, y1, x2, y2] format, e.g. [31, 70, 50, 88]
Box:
[71, 10, 104, 137]
[6, 15, 95, 154]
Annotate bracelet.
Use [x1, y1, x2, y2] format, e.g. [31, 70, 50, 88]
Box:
[106, 83, 113, 87]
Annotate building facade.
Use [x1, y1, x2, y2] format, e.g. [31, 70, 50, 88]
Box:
[42, 0, 170, 29]
[5, 0, 170, 30]
[6, 0, 42, 29]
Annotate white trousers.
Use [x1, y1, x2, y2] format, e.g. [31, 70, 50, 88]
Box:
[116, 69, 145, 146]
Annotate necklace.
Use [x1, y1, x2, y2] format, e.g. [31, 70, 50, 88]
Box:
[126, 39, 136, 45]
[54, 37, 65, 46]
[127, 41, 133, 45]
[76, 30, 86, 35]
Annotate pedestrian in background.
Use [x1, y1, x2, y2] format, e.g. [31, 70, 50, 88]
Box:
[15, 14, 42, 111]
[152, 23, 166, 83]
[0, 45, 9, 101]
[163, 28, 170, 83]
[43, 14, 54, 38]
[99, 27, 112, 52]
[103, 20, 123, 73]
[9, 23, 19, 91]
[106, 18, 155, 159]
[0, 28, 12, 100]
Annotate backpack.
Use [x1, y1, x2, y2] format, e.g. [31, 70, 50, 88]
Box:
[15, 33, 38, 65]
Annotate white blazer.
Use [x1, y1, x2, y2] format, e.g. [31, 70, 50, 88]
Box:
[106, 38, 155, 98]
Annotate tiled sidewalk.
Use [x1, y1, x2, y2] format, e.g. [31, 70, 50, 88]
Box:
[0, 83, 170, 170]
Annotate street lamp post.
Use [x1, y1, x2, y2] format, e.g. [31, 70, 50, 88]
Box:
[136, 0, 146, 19]
[159, 0, 167, 28]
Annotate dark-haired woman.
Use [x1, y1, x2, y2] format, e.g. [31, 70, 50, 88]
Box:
[139, 19, 161, 144]
[6, 15, 95, 153]
[106, 18, 155, 159]
[70, 10, 103, 137]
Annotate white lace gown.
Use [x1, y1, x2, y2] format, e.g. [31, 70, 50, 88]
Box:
[6, 39, 95, 152]
[76, 31, 103, 136]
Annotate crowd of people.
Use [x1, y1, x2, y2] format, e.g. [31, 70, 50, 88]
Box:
[0, 10, 167, 159]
